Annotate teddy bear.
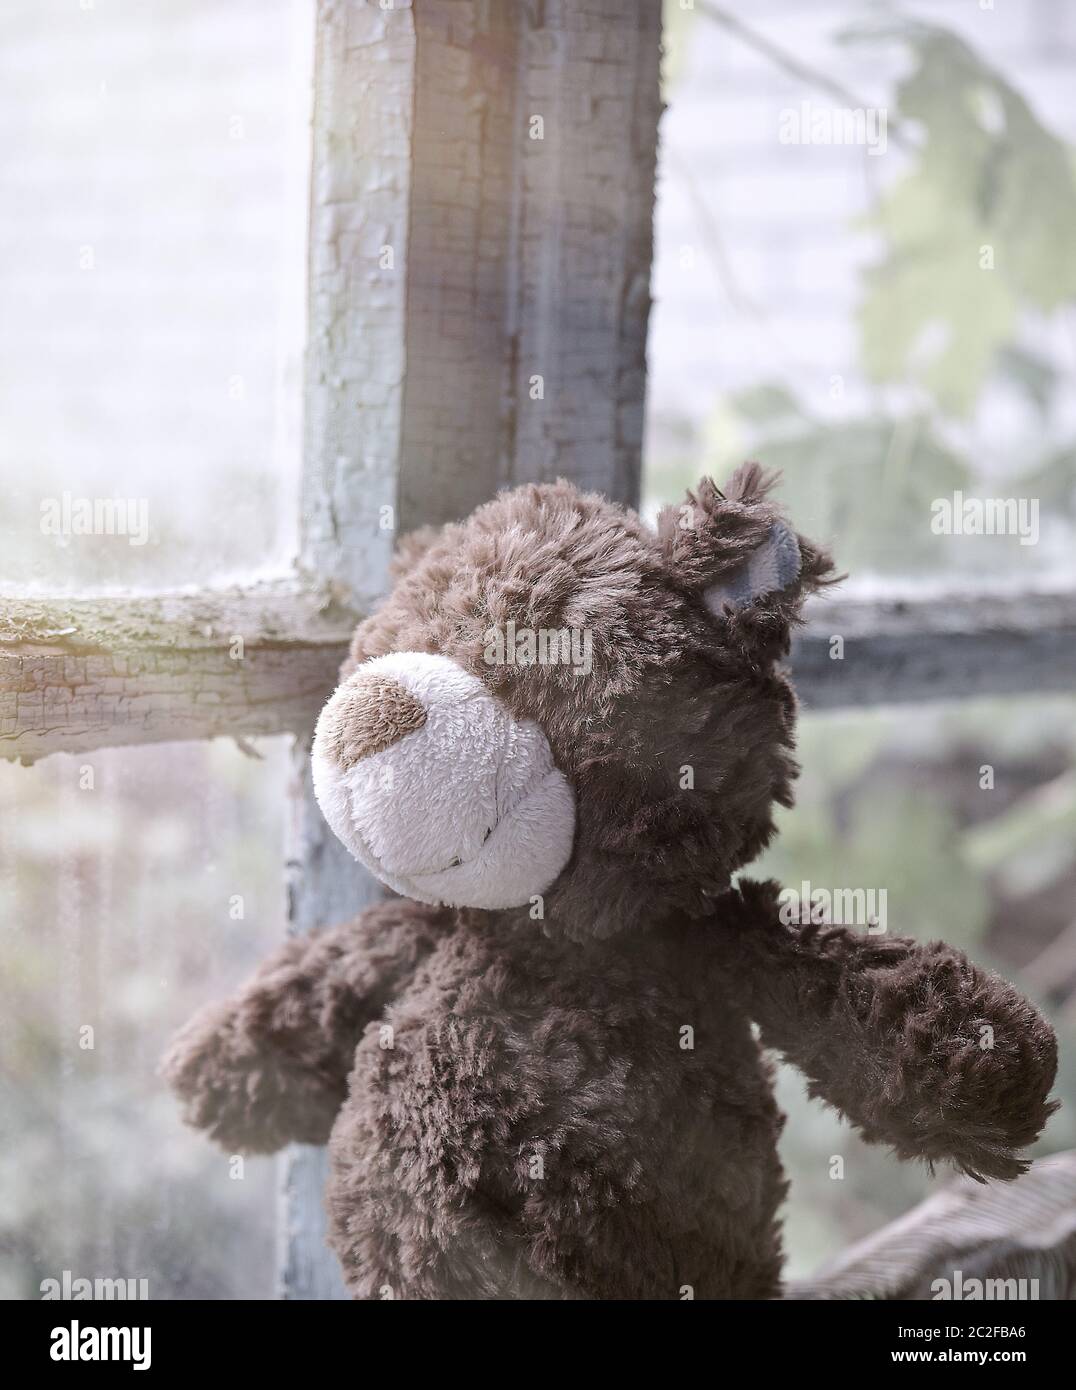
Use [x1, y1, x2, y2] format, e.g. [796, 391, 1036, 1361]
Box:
[163, 466, 1058, 1300]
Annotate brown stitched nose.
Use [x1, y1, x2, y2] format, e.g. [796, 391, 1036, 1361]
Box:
[319, 674, 427, 769]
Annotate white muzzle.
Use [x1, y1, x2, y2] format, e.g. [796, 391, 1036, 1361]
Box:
[311, 651, 576, 910]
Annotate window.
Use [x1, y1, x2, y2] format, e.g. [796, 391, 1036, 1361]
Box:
[2, 0, 1072, 1301]
[0, 740, 287, 1299]
[1, 0, 319, 1300]
[0, 0, 312, 592]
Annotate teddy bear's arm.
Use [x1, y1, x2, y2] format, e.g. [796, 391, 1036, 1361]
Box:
[161, 897, 448, 1154]
[715, 878, 1059, 1181]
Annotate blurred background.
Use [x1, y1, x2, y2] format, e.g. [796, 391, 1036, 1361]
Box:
[2, 0, 1075, 1297]
[0, 0, 311, 593]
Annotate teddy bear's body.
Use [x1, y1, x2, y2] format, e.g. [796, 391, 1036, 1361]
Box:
[326, 901, 784, 1300]
[164, 473, 1058, 1299]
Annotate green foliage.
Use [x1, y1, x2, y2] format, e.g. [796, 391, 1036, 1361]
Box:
[1016, 442, 1076, 516]
[654, 17, 1076, 572]
[756, 712, 990, 955]
[994, 344, 1061, 419]
[714, 388, 969, 573]
[844, 21, 1076, 414]
[660, 0, 700, 97]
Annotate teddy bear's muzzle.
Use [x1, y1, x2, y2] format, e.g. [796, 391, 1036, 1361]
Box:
[311, 651, 576, 911]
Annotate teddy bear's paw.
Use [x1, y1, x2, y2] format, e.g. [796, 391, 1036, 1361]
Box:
[719, 893, 1061, 1185]
[160, 1001, 345, 1154]
[850, 948, 1061, 1183]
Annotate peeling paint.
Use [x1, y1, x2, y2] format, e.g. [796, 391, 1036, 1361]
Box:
[0, 582, 353, 762]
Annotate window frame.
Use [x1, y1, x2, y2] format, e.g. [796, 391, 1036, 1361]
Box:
[0, 0, 1072, 1300]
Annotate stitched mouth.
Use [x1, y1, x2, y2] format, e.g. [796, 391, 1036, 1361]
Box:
[405, 770, 563, 890]
[320, 751, 574, 911]
[433, 825, 493, 875]
[362, 808, 498, 880]
[369, 746, 559, 881]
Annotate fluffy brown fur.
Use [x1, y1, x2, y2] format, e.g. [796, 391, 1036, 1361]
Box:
[163, 472, 1058, 1299]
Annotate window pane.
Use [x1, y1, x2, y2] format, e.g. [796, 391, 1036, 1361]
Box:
[0, 0, 314, 593]
[647, 0, 1076, 588]
[0, 737, 290, 1299]
[753, 696, 1076, 1277]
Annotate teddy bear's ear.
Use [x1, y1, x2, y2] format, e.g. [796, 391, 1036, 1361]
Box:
[657, 464, 836, 649]
[701, 519, 802, 615]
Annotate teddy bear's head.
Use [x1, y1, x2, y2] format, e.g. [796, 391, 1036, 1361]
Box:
[312, 465, 835, 939]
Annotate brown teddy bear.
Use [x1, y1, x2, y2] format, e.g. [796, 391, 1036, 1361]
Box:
[163, 468, 1058, 1299]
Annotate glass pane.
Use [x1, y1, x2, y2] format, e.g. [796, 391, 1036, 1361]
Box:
[0, 737, 290, 1299]
[0, 0, 314, 593]
[753, 695, 1076, 1278]
[647, 0, 1076, 589]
